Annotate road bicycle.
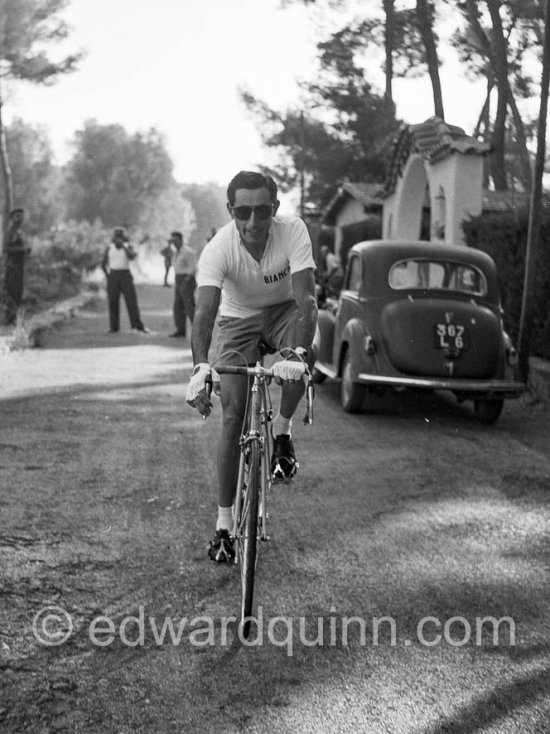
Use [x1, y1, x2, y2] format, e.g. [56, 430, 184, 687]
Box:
[208, 348, 314, 638]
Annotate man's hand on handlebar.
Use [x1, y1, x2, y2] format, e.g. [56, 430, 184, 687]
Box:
[186, 363, 220, 418]
[272, 359, 307, 385]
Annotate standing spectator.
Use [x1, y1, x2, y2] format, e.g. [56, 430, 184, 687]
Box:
[160, 241, 173, 287]
[3, 208, 31, 325]
[170, 231, 196, 338]
[319, 245, 344, 298]
[101, 227, 149, 334]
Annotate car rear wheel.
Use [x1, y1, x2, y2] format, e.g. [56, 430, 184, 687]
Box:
[474, 397, 504, 425]
[341, 351, 366, 413]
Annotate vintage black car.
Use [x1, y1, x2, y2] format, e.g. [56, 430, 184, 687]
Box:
[313, 239, 525, 424]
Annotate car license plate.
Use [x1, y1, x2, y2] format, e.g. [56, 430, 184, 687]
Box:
[434, 323, 467, 351]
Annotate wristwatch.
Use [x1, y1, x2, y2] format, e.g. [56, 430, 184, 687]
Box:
[191, 362, 209, 376]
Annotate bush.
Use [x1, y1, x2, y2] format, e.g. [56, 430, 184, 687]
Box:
[26, 220, 107, 307]
[463, 208, 550, 360]
[1, 220, 108, 320]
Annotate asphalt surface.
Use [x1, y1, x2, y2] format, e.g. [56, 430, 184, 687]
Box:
[1, 281, 550, 734]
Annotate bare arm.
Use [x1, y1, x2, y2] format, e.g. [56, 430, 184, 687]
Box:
[101, 247, 109, 275]
[191, 285, 221, 364]
[292, 268, 318, 353]
[123, 244, 137, 261]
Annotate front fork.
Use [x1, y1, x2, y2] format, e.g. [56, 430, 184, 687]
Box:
[231, 386, 272, 559]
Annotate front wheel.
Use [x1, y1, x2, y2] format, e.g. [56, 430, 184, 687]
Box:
[239, 440, 260, 638]
[474, 397, 504, 425]
[341, 351, 366, 413]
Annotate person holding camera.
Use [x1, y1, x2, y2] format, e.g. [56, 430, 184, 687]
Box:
[101, 227, 149, 334]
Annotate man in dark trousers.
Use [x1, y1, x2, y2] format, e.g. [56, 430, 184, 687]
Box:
[160, 241, 173, 287]
[101, 227, 148, 334]
[169, 231, 196, 338]
[4, 208, 31, 325]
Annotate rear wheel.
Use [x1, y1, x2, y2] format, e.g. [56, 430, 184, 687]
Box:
[474, 397, 504, 425]
[239, 440, 260, 638]
[341, 350, 366, 413]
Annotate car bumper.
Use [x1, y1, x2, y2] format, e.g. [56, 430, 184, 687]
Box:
[356, 372, 526, 396]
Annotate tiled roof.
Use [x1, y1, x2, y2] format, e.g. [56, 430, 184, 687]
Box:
[321, 181, 384, 224]
[321, 180, 528, 227]
[382, 116, 491, 197]
[341, 182, 383, 206]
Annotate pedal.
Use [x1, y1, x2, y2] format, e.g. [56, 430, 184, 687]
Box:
[271, 459, 299, 481]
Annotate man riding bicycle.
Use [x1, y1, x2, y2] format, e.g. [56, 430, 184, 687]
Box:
[186, 170, 319, 563]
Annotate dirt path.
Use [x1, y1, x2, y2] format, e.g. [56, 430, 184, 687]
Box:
[1, 283, 550, 733]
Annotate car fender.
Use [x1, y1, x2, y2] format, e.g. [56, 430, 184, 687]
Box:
[317, 308, 336, 364]
[336, 318, 368, 378]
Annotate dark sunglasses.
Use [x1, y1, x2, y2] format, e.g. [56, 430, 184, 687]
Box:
[231, 204, 273, 221]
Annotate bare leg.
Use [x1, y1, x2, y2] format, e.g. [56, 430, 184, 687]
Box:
[277, 321, 318, 420]
[217, 373, 249, 508]
[279, 380, 306, 421]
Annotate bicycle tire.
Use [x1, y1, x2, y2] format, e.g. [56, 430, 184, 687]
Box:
[240, 438, 260, 638]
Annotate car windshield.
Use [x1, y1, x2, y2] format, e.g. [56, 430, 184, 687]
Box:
[389, 259, 487, 296]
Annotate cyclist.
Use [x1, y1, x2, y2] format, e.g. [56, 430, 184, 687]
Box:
[186, 170, 318, 562]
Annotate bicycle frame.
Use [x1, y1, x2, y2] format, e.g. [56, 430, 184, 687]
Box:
[209, 355, 313, 636]
[211, 360, 273, 635]
[232, 363, 272, 546]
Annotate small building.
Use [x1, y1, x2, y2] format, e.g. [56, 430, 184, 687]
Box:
[382, 116, 492, 245]
[320, 182, 384, 263]
[321, 117, 530, 263]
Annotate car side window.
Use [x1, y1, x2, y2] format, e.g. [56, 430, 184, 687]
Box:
[346, 255, 362, 292]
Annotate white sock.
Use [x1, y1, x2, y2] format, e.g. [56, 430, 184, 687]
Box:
[216, 505, 233, 531]
[273, 413, 292, 437]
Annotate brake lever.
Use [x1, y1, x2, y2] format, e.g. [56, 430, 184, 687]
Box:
[203, 373, 213, 420]
[303, 375, 314, 425]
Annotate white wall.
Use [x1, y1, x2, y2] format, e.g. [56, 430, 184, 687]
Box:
[383, 152, 484, 246]
[392, 155, 428, 240]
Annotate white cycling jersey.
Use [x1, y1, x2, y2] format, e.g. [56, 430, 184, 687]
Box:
[196, 215, 315, 318]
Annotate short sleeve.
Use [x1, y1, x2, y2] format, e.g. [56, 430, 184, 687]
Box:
[196, 239, 225, 289]
[286, 218, 316, 274]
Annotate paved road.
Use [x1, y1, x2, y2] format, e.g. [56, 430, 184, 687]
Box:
[1, 282, 550, 733]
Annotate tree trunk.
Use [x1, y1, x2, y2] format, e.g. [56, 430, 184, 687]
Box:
[518, 0, 550, 380]
[485, 0, 509, 190]
[473, 77, 493, 140]
[507, 85, 532, 193]
[383, 0, 395, 105]
[416, 0, 445, 119]
[474, 83, 493, 189]
[0, 91, 14, 254]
